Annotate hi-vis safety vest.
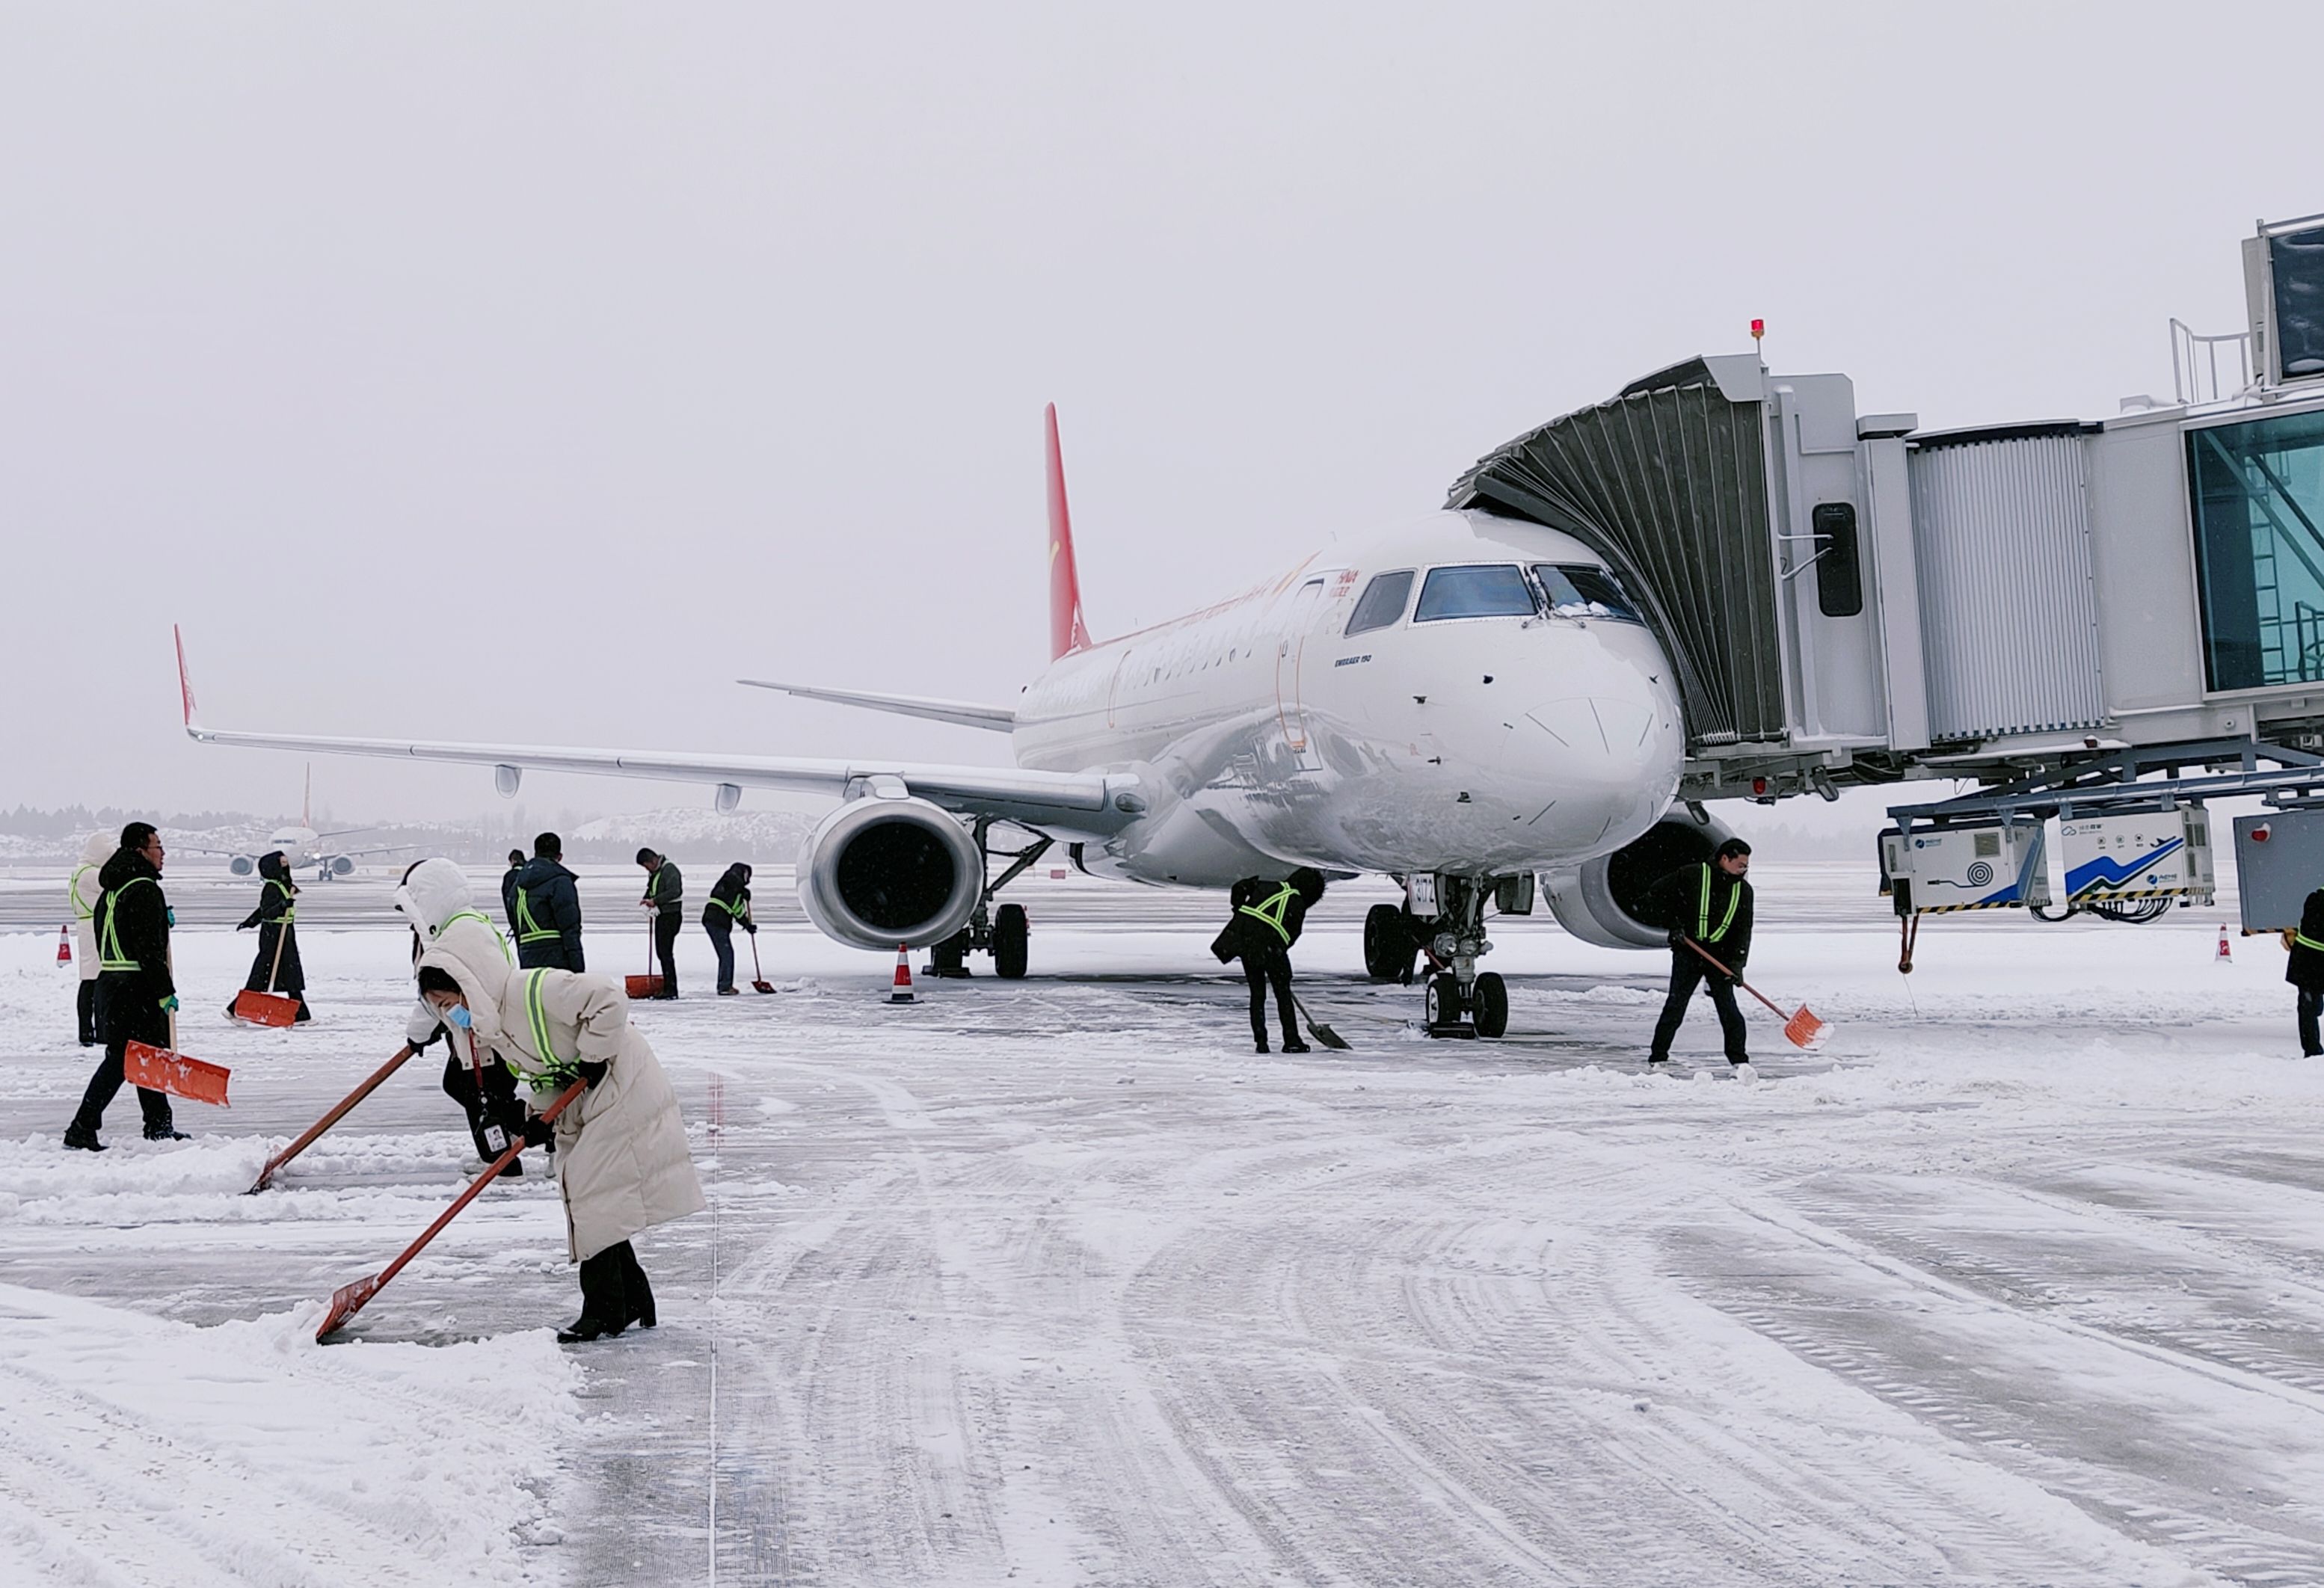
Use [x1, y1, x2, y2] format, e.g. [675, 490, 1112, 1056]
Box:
[266, 878, 296, 923]
[514, 886, 559, 944]
[710, 892, 750, 923]
[515, 968, 582, 1086]
[1238, 882, 1299, 947]
[1694, 864, 1742, 944]
[98, 876, 156, 972]
[442, 908, 515, 964]
[70, 864, 97, 921]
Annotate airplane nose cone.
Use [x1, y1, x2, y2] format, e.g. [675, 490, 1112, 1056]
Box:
[1505, 692, 1684, 844]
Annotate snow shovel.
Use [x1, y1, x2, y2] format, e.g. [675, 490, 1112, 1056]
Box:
[1288, 990, 1350, 1050]
[316, 1077, 588, 1340]
[748, 932, 775, 994]
[626, 916, 664, 1000]
[124, 1009, 232, 1107]
[248, 1043, 419, 1192]
[1679, 938, 1830, 1050]
[231, 925, 300, 1027]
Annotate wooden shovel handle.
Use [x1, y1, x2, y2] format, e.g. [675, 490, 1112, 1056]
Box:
[1677, 936, 1787, 1018]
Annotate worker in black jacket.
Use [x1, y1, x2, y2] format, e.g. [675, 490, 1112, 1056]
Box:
[703, 862, 756, 994]
[499, 849, 526, 935]
[514, 832, 586, 971]
[637, 848, 683, 998]
[2287, 884, 2324, 1056]
[1211, 868, 1326, 1053]
[1645, 837, 1756, 1069]
[65, 823, 185, 1148]
[229, 849, 310, 1021]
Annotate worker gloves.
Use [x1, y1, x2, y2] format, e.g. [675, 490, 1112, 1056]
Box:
[158, 994, 180, 1013]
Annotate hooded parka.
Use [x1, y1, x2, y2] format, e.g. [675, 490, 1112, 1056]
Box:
[236, 851, 306, 1003]
[417, 925, 702, 1262]
[69, 831, 109, 984]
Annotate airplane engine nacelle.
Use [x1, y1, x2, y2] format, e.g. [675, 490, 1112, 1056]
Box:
[796, 796, 984, 951]
[229, 855, 255, 876]
[331, 855, 355, 876]
[1543, 806, 1738, 950]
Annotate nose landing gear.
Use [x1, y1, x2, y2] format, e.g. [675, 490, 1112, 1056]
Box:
[1397, 875, 1511, 1038]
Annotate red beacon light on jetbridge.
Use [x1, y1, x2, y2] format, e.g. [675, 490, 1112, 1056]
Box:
[1751, 776, 1769, 795]
[1750, 318, 1765, 345]
[2254, 823, 2272, 843]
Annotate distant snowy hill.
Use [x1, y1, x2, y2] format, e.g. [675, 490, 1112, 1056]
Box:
[566, 807, 817, 864]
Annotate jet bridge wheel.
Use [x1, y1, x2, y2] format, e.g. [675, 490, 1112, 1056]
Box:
[992, 903, 1029, 979]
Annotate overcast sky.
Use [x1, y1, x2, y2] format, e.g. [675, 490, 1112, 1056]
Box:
[4, 3, 2320, 827]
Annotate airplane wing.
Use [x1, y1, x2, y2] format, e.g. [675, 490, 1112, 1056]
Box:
[737, 679, 1016, 733]
[176, 628, 1131, 835]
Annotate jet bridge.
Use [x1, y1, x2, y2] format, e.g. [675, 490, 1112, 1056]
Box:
[1455, 211, 2324, 941]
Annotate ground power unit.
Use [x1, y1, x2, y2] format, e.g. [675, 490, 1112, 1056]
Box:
[1880, 820, 2051, 915]
[2057, 807, 2213, 905]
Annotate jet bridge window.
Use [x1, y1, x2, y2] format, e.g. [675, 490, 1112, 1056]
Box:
[1415, 564, 1537, 622]
[2188, 408, 2324, 690]
[1531, 564, 1643, 624]
[1345, 570, 1415, 635]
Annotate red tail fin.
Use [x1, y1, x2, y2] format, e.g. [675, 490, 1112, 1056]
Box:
[1046, 404, 1092, 661]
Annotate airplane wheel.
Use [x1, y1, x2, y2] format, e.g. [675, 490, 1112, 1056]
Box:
[1425, 973, 1463, 1030]
[931, 931, 969, 978]
[993, 904, 1029, 979]
[1472, 972, 1508, 1038]
[1363, 904, 1413, 981]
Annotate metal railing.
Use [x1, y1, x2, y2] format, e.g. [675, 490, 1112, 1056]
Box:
[2171, 318, 2254, 406]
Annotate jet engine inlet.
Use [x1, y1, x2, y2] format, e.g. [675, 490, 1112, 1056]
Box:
[796, 796, 985, 951]
[1543, 805, 1736, 949]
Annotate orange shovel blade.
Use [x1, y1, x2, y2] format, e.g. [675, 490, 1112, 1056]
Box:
[316, 1273, 383, 1340]
[624, 975, 664, 999]
[231, 988, 301, 1027]
[123, 1040, 233, 1107]
[1782, 1006, 1830, 1050]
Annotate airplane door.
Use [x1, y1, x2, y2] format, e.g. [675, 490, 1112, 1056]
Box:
[1276, 577, 1326, 763]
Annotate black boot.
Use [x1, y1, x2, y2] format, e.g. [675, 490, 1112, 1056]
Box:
[64, 1124, 105, 1152]
[144, 1124, 188, 1141]
[559, 1249, 630, 1344]
[618, 1243, 656, 1329]
[1282, 1032, 1310, 1054]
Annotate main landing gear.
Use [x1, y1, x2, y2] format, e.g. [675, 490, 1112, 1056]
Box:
[1365, 874, 1522, 1039]
[928, 819, 1050, 981]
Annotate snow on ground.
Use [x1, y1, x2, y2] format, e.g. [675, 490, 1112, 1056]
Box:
[4, 867, 2324, 1584]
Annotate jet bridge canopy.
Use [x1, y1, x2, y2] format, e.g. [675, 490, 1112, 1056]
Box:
[1448, 356, 1783, 748]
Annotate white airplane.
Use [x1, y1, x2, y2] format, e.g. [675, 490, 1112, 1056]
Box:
[176, 766, 413, 881]
[179, 407, 1719, 1035]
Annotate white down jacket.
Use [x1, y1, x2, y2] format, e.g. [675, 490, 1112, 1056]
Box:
[393, 858, 513, 1047]
[70, 831, 111, 982]
[416, 926, 704, 1263]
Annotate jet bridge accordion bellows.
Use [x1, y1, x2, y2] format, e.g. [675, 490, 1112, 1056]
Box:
[1446, 356, 1786, 750]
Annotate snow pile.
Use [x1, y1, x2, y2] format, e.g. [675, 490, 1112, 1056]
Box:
[0, 1282, 580, 1585]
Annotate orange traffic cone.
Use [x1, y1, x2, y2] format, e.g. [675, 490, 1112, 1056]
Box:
[889, 944, 916, 1004]
[2217, 923, 2233, 964]
[56, 924, 72, 965]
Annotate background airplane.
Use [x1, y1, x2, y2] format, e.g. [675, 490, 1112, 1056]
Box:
[179, 407, 1717, 1035]
[176, 766, 414, 881]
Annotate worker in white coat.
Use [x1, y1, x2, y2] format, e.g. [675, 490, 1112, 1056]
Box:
[415, 925, 704, 1343]
[68, 831, 111, 1046]
[390, 858, 528, 1174]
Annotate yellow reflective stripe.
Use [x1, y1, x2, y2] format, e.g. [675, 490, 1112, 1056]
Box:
[268, 878, 295, 923]
[98, 876, 154, 970]
[1236, 883, 1297, 946]
[2297, 932, 2324, 954]
[443, 909, 515, 964]
[522, 969, 576, 1080]
[69, 864, 96, 920]
[711, 893, 749, 920]
[514, 888, 558, 942]
[1696, 865, 1740, 944]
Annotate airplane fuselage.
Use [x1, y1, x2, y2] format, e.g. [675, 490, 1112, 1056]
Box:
[1012, 510, 1685, 887]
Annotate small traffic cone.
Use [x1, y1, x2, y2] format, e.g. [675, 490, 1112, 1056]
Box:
[2216, 923, 2233, 964]
[56, 924, 72, 965]
[888, 944, 916, 1004]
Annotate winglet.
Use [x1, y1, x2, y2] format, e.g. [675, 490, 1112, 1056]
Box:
[174, 624, 202, 733]
[1046, 404, 1093, 661]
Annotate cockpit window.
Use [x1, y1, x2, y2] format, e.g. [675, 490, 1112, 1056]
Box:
[1345, 570, 1415, 635]
[1414, 564, 1536, 622]
[1532, 564, 1643, 624]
